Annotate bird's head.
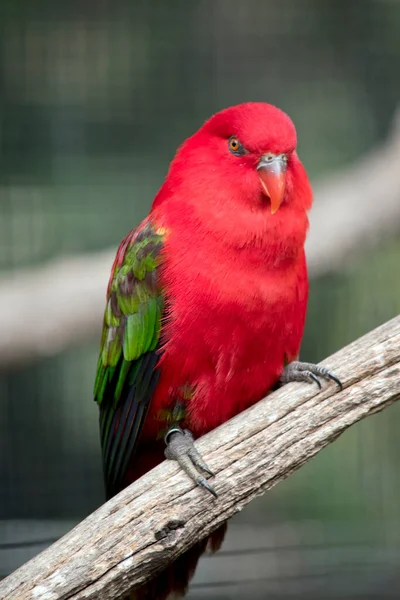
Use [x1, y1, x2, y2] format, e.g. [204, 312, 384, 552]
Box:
[154, 103, 312, 253]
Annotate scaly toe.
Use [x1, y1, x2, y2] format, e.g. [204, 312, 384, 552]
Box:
[164, 427, 216, 497]
[281, 361, 342, 390]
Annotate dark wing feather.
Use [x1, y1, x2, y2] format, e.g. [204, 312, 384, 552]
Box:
[94, 221, 165, 499]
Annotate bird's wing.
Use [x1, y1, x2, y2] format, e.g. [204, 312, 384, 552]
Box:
[94, 220, 165, 498]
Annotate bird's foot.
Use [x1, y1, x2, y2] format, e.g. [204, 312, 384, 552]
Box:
[164, 427, 217, 498]
[280, 360, 342, 390]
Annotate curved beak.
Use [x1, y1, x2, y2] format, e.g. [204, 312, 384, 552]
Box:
[257, 154, 287, 214]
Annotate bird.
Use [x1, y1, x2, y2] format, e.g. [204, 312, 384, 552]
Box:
[94, 102, 341, 598]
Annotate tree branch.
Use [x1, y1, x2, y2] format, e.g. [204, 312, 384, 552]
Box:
[1, 109, 400, 368]
[0, 315, 399, 600]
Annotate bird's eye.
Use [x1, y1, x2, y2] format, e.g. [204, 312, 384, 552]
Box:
[228, 136, 245, 156]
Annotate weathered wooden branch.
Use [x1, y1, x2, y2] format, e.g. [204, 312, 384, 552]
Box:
[0, 315, 399, 600]
[1, 108, 400, 368]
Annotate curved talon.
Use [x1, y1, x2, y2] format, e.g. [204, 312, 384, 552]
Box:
[326, 372, 343, 390]
[198, 477, 218, 498]
[188, 447, 215, 476]
[312, 365, 343, 389]
[281, 360, 342, 391]
[165, 428, 216, 498]
[308, 372, 322, 389]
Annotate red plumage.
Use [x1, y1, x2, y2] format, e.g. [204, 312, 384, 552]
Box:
[134, 102, 311, 452]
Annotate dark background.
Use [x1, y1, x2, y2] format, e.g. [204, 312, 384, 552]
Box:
[1, 1, 400, 598]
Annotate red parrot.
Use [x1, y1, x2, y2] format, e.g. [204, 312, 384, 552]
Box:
[94, 102, 340, 597]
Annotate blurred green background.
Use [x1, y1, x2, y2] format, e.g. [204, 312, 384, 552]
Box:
[1, 1, 400, 598]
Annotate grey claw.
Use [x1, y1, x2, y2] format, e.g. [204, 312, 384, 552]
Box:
[201, 464, 215, 477]
[326, 372, 343, 390]
[311, 365, 343, 389]
[281, 360, 342, 391]
[165, 428, 217, 498]
[309, 372, 322, 389]
[188, 447, 215, 476]
[198, 477, 218, 498]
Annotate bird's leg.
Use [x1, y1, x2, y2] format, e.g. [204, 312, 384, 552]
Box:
[164, 427, 217, 498]
[280, 360, 342, 390]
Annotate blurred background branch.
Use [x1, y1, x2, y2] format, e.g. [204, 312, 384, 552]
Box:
[1, 315, 399, 600]
[307, 107, 400, 275]
[1, 109, 400, 368]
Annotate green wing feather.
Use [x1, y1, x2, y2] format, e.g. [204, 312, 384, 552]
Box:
[94, 221, 165, 498]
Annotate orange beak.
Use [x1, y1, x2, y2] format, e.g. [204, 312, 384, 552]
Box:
[257, 154, 287, 214]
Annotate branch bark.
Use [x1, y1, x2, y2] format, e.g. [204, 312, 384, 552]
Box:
[1, 109, 400, 368]
[0, 315, 399, 600]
